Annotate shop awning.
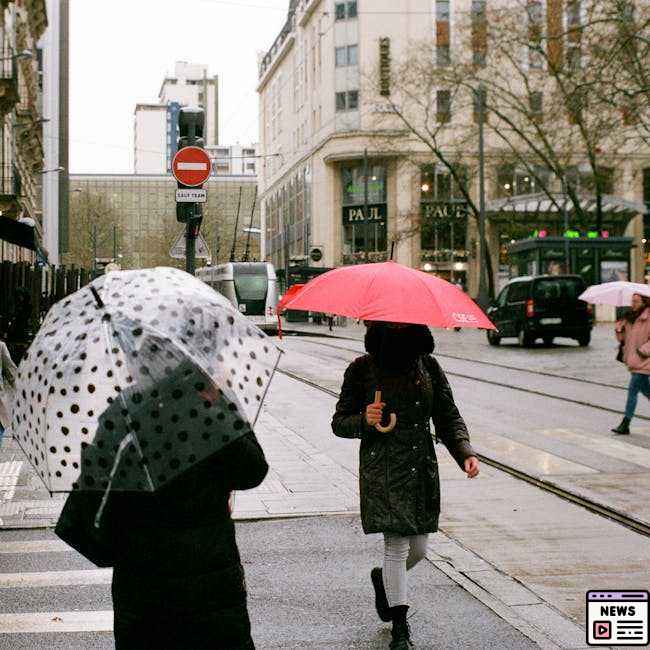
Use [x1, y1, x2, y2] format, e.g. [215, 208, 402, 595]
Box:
[486, 192, 644, 222]
[0, 215, 39, 251]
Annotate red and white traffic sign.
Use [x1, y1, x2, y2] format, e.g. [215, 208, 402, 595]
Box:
[172, 146, 212, 187]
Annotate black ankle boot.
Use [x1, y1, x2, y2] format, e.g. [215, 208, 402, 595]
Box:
[389, 605, 414, 649]
[612, 417, 631, 434]
[371, 567, 391, 622]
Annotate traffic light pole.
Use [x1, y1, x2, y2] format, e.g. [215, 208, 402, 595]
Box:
[175, 107, 206, 277]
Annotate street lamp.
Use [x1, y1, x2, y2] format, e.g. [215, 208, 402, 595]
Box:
[475, 82, 490, 310]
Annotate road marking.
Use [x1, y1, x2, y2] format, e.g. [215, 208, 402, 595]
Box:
[0, 540, 69, 554]
[472, 431, 598, 476]
[0, 610, 113, 633]
[0, 569, 112, 588]
[0, 461, 23, 501]
[177, 162, 208, 170]
[541, 428, 650, 468]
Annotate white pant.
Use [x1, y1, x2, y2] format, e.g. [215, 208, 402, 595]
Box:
[382, 534, 429, 607]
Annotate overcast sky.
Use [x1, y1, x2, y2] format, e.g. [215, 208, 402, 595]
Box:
[69, 0, 288, 174]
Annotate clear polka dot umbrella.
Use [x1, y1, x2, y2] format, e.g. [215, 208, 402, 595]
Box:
[10, 267, 281, 494]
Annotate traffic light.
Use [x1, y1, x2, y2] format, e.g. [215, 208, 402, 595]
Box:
[178, 107, 205, 150]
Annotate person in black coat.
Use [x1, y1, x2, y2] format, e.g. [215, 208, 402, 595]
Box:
[332, 322, 479, 650]
[69, 358, 269, 650]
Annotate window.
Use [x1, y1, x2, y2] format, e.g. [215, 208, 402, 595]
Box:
[216, 148, 230, 157]
[243, 148, 255, 156]
[528, 0, 544, 69]
[473, 87, 487, 124]
[471, 0, 487, 66]
[246, 162, 256, 172]
[437, 44, 450, 67]
[335, 1, 357, 21]
[497, 165, 550, 197]
[507, 283, 529, 303]
[336, 90, 359, 112]
[529, 92, 543, 121]
[496, 287, 509, 307]
[335, 45, 358, 66]
[436, 0, 450, 20]
[436, 90, 451, 123]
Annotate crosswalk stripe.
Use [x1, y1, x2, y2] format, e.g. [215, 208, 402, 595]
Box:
[0, 540, 69, 554]
[0, 569, 112, 588]
[0, 610, 113, 633]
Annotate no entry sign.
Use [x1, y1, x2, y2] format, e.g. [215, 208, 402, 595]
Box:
[172, 146, 212, 187]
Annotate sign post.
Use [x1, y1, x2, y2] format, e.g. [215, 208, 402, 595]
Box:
[173, 108, 209, 276]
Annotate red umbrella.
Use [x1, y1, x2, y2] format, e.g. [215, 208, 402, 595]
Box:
[282, 261, 495, 330]
[276, 284, 305, 314]
[275, 284, 306, 339]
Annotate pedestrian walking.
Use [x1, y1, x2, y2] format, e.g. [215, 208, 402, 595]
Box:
[612, 292, 650, 434]
[332, 321, 480, 649]
[11, 267, 282, 650]
[0, 337, 17, 447]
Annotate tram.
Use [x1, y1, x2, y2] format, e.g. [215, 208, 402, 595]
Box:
[195, 262, 278, 331]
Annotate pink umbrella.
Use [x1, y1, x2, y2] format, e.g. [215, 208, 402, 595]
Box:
[275, 284, 306, 339]
[282, 261, 495, 330]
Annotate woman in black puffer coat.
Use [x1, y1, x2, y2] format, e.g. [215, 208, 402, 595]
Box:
[332, 322, 479, 650]
[107, 429, 267, 650]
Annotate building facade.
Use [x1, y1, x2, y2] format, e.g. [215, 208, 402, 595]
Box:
[41, 0, 69, 265]
[257, 0, 650, 297]
[0, 0, 49, 264]
[134, 61, 220, 175]
[67, 174, 260, 272]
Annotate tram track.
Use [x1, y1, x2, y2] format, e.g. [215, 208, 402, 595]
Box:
[276, 365, 650, 538]
[283, 334, 649, 421]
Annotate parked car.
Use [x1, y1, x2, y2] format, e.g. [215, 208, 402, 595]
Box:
[486, 275, 593, 347]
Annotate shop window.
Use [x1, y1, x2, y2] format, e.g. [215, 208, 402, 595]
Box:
[496, 164, 550, 197]
[342, 163, 387, 205]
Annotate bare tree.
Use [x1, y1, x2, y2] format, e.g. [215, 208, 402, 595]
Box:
[65, 191, 123, 271]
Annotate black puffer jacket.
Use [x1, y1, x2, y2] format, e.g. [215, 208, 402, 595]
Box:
[332, 354, 474, 536]
[107, 431, 268, 650]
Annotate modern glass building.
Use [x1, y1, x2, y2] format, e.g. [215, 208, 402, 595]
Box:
[67, 174, 260, 272]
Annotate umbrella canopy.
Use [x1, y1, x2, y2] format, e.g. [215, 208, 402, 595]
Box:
[579, 281, 650, 307]
[276, 284, 305, 315]
[10, 267, 281, 493]
[282, 261, 495, 329]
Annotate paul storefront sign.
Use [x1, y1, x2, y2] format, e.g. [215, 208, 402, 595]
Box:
[342, 204, 387, 224]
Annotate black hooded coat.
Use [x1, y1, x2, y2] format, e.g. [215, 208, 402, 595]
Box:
[331, 324, 475, 535]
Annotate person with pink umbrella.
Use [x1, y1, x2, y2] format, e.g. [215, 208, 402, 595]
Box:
[280, 260, 489, 649]
[332, 321, 479, 649]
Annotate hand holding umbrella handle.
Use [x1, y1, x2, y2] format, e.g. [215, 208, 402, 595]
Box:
[374, 390, 397, 433]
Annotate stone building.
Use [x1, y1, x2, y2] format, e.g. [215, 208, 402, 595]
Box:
[257, 0, 650, 299]
[0, 0, 49, 263]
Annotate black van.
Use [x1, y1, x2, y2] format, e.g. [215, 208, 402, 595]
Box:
[486, 275, 593, 347]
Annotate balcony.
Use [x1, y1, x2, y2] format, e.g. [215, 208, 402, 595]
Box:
[0, 164, 21, 219]
[0, 49, 19, 116]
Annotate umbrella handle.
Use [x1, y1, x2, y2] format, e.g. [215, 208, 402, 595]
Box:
[374, 390, 397, 433]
